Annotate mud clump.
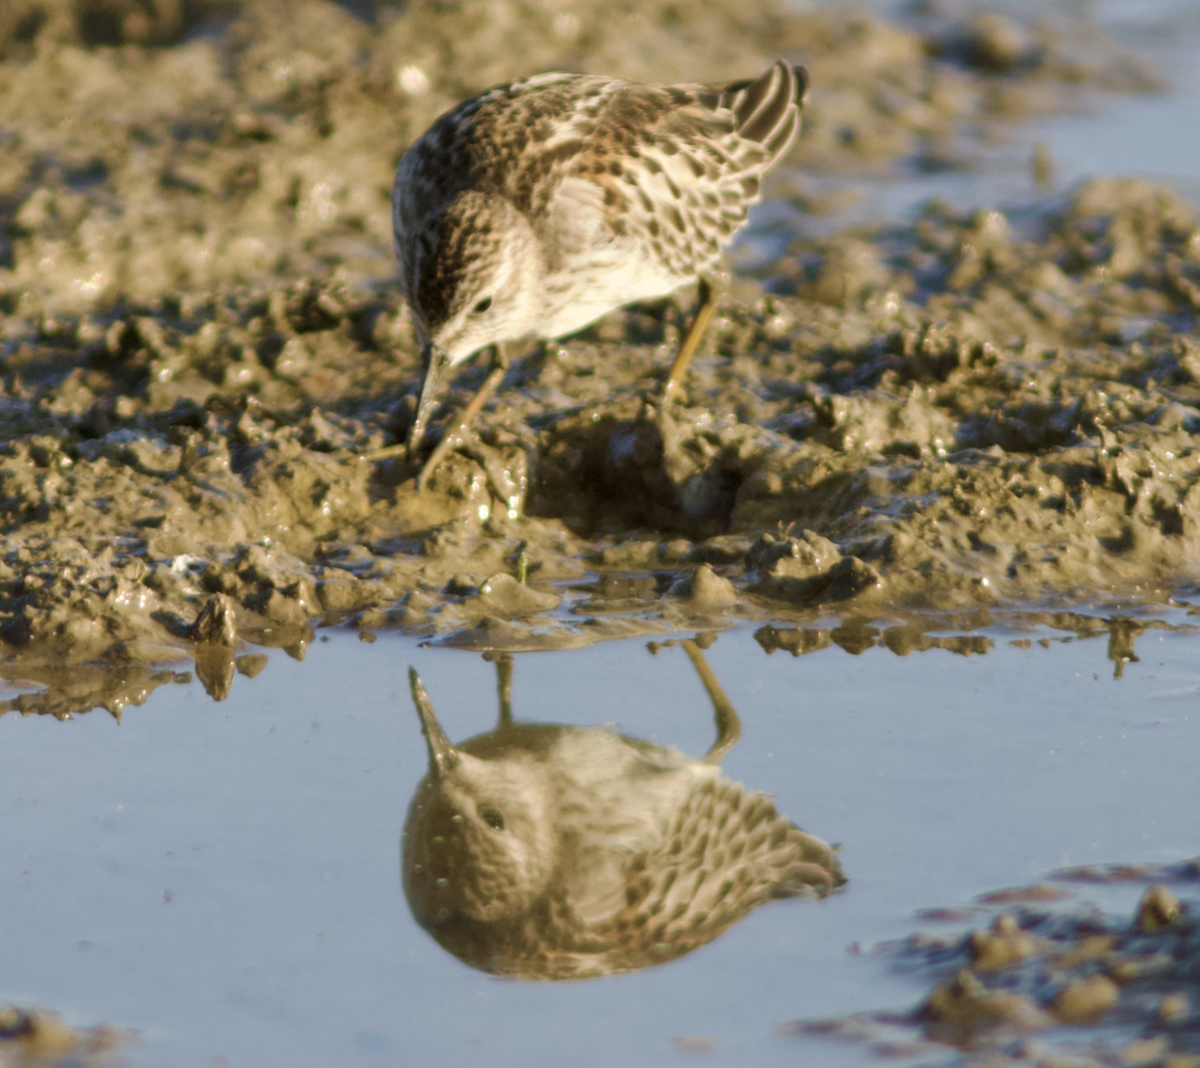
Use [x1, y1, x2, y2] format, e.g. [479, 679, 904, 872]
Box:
[783, 859, 1200, 1068]
[0, 1001, 133, 1066]
[0, 0, 1194, 705]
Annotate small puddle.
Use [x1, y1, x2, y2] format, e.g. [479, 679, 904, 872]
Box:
[764, 0, 1200, 238]
[2, 618, 1196, 1066]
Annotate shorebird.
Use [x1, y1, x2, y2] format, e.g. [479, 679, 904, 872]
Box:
[387, 61, 809, 488]
[400, 643, 844, 979]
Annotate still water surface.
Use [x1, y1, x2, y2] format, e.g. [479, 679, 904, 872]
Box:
[799, 0, 1200, 226]
[2, 617, 1196, 1065]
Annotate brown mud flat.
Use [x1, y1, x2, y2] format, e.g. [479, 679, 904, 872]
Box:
[2, 0, 1198, 705]
[786, 859, 1200, 1068]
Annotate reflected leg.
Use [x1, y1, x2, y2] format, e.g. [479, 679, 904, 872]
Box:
[680, 638, 742, 764]
[494, 652, 514, 728]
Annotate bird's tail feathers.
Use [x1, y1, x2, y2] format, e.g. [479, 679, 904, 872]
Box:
[722, 60, 807, 160]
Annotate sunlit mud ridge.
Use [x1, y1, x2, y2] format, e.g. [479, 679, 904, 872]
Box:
[785, 859, 1200, 1068]
[1, 0, 1194, 685]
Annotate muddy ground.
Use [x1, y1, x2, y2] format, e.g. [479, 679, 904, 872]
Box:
[1, 0, 1197, 712]
[790, 859, 1200, 1068]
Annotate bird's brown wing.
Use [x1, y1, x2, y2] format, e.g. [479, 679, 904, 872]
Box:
[575, 61, 806, 279]
[394, 64, 805, 287]
[393, 72, 618, 295]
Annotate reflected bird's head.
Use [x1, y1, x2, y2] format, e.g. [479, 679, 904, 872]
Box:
[402, 669, 556, 926]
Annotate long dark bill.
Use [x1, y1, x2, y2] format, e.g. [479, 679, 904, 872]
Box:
[408, 667, 459, 778]
[406, 340, 451, 458]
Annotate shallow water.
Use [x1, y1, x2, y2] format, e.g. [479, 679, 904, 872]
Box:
[784, 0, 1200, 231]
[2, 617, 1197, 1065]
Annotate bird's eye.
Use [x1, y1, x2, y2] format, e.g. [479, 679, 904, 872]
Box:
[472, 297, 493, 315]
[479, 806, 504, 831]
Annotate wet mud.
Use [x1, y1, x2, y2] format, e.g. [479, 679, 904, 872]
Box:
[787, 859, 1200, 1068]
[1, 0, 1195, 696]
[0, 1002, 132, 1067]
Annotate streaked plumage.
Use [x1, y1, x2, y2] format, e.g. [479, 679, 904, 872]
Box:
[391, 61, 809, 479]
[401, 644, 843, 980]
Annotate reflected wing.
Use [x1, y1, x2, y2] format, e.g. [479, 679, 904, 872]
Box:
[604, 777, 843, 964]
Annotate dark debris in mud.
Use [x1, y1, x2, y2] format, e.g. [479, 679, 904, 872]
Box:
[1, 0, 1197, 708]
[784, 859, 1200, 1068]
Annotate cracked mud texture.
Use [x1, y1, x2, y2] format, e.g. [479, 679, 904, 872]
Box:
[2, 0, 1196, 700]
[785, 859, 1200, 1068]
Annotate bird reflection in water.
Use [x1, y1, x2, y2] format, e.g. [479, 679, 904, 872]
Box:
[401, 639, 845, 979]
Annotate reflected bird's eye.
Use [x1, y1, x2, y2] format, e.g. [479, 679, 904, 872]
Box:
[472, 297, 492, 315]
[479, 806, 504, 831]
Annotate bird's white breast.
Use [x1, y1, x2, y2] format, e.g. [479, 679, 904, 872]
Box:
[535, 176, 685, 341]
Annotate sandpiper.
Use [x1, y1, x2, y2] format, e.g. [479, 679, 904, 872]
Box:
[389, 61, 808, 488]
[401, 644, 843, 979]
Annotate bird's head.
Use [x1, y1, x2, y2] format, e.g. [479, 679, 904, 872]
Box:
[411, 191, 542, 365]
[401, 669, 556, 927]
[403, 191, 542, 453]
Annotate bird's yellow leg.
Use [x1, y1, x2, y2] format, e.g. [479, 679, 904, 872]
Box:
[414, 343, 510, 491]
[680, 637, 743, 764]
[661, 276, 718, 405]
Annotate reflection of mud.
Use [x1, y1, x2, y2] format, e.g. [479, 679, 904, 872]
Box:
[754, 611, 1196, 673]
[4, 604, 1191, 718]
[0, 592, 309, 716]
[0, 1002, 133, 1066]
[0, 0, 1189, 670]
[1106, 616, 1145, 680]
[400, 641, 844, 979]
[784, 859, 1200, 1068]
[0, 661, 181, 720]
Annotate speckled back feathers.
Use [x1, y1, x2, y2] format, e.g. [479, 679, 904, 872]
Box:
[392, 62, 807, 359]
